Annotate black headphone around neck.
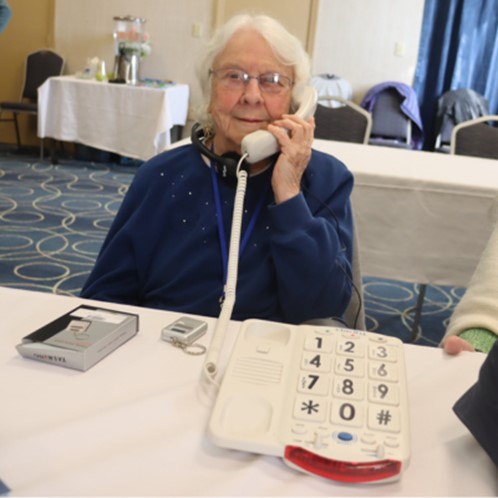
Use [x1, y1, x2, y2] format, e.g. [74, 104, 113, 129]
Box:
[191, 122, 249, 179]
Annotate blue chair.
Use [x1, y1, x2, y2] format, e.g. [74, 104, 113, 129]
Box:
[361, 82, 424, 150]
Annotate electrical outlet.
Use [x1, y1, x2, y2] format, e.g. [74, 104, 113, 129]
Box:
[394, 41, 406, 57]
[192, 22, 203, 38]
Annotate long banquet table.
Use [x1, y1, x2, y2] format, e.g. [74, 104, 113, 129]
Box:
[38, 76, 190, 161]
[0, 288, 496, 496]
[168, 137, 498, 289]
[313, 139, 498, 288]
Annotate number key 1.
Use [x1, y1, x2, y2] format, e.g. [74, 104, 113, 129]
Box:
[304, 333, 333, 353]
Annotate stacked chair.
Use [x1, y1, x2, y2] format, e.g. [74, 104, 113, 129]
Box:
[450, 116, 498, 160]
[314, 95, 372, 144]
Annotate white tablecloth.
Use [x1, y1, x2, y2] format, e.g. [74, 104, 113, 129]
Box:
[313, 139, 498, 288]
[168, 137, 498, 288]
[38, 76, 189, 160]
[0, 288, 496, 496]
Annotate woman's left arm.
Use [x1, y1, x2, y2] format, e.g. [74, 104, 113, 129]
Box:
[269, 154, 354, 324]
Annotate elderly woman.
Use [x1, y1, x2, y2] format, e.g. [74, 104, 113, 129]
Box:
[81, 14, 354, 325]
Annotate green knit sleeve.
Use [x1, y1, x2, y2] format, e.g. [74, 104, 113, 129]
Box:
[459, 328, 497, 353]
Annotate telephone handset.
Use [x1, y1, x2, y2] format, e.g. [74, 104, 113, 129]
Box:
[241, 86, 318, 164]
[202, 86, 318, 384]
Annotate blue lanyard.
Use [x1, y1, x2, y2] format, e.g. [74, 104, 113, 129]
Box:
[210, 160, 270, 286]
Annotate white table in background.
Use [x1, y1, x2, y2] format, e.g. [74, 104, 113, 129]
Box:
[313, 139, 498, 288]
[168, 137, 498, 289]
[38, 76, 189, 161]
[0, 287, 496, 496]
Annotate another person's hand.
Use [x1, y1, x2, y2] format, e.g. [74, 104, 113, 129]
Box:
[443, 335, 476, 355]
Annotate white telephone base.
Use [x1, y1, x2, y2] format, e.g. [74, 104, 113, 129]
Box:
[208, 319, 410, 484]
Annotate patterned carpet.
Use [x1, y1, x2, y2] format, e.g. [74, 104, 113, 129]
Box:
[0, 155, 131, 295]
[0, 153, 463, 346]
[363, 276, 464, 347]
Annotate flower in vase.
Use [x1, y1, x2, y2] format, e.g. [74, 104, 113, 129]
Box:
[117, 31, 151, 58]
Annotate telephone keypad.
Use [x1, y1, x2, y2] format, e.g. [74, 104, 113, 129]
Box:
[291, 327, 403, 441]
[208, 320, 410, 484]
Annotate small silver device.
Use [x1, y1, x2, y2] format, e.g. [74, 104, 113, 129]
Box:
[161, 316, 207, 347]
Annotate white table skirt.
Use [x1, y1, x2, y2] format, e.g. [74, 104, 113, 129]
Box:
[168, 137, 498, 289]
[38, 76, 189, 160]
[0, 288, 496, 496]
[313, 139, 498, 288]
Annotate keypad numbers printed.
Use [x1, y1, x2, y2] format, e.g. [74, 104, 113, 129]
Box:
[301, 351, 332, 373]
[369, 343, 398, 362]
[330, 399, 364, 428]
[336, 336, 366, 357]
[335, 356, 365, 377]
[304, 333, 334, 353]
[333, 376, 365, 400]
[293, 394, 328, 423]
[291, 328, 404, 442]
[369, 380, 399, 405]
[368, 404, 401, 432]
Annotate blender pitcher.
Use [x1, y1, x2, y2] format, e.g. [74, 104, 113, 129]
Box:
[112, 15, 146, 84]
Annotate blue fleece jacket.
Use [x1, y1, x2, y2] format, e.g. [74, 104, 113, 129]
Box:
[81, 144, 354, 324]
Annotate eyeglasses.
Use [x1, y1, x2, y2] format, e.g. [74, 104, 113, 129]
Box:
[209, 68, 294, 94]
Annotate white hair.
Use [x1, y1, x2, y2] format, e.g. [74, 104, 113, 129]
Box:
[194, 13, 311, 133]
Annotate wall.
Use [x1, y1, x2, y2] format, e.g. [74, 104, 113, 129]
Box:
[54, 0, 212, 88]
[0, 0, 54, 146]
[213, 0, 318, 53]
[312, 0, 424, 101]
[53, 0, 212, 120]
[0, 0, 425, 146]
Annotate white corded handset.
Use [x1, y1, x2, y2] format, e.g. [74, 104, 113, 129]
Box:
[201, 86, 318, 388]
[241, 86, 318, 164]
